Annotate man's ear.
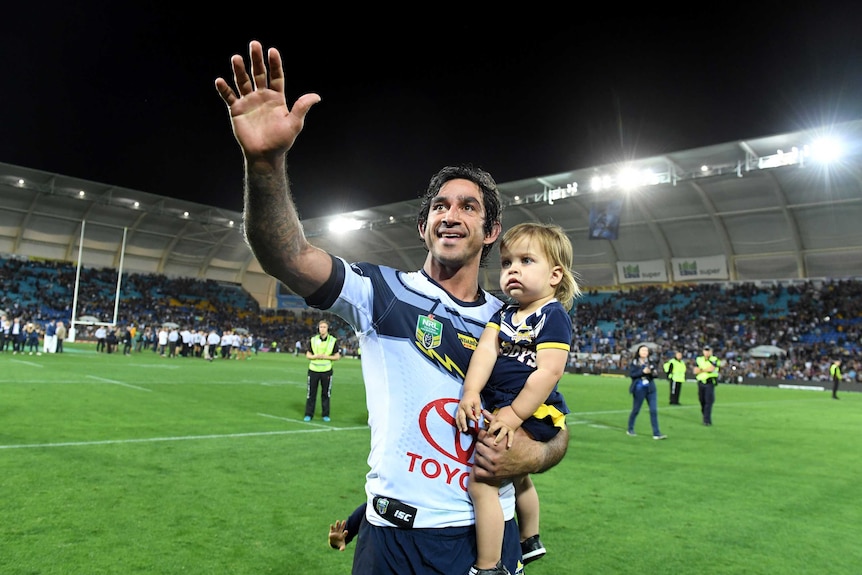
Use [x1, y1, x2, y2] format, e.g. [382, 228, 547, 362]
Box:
[484, 221, 502, 246]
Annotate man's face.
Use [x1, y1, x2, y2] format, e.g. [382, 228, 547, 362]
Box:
[420, 179, 494, 268]
[318, 323, 329, 337]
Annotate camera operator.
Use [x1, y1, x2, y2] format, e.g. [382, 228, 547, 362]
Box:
[626, 344, 667, 439]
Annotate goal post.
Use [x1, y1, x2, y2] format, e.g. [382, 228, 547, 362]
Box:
[68, 221, 127, 342]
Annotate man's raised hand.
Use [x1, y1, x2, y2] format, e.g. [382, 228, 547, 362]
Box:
[214, 40, 320, 168]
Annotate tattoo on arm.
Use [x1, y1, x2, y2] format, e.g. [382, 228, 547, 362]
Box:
[242, 169, 307, 278]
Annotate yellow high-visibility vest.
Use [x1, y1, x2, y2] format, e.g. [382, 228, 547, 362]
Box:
[695, 355, 720, 383]
[309, 335, 337, 372]
[663, 358, 687, 383]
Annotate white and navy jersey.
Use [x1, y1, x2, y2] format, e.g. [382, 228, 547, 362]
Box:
[306, 255, 512, 529]
[484, 300, 571, 412]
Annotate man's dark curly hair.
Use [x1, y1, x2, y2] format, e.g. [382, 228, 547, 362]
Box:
[416, 165, 503, 267]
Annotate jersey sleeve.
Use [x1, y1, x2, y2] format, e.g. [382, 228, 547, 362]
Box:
[534, 302, 573, 351]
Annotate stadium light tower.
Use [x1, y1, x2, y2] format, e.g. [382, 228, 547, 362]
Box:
[809, 136, 843, 163]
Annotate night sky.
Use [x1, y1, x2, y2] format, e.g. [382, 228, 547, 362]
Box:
[4, 3, 862, 220]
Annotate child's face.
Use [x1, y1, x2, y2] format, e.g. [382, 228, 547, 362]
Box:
[499, 236, 560, 305]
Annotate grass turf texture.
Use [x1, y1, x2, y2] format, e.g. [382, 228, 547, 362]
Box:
[1, 345, 859, 574]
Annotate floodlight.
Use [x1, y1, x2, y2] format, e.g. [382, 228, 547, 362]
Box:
[809, 137, 843, 164]
[617, 168, 640, 190]
[329, 217, 363, 234]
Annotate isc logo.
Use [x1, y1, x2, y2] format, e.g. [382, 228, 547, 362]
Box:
[393, 510, 413, 522]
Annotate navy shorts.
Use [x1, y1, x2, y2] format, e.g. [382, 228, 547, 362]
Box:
[352, 517, 523, 574]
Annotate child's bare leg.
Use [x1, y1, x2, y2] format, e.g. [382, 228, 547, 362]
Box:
[469, 470, 504, 569]
[514, 474, 539, 540]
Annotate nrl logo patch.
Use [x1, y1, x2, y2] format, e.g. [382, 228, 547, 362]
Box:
[375, 497, 390, 516]
[416, 315, 443, 350]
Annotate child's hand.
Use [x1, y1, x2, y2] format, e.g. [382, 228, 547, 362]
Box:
[485, 406, 523, 448]
[328, 519, 348, 551]
[456, 391, 483, 433]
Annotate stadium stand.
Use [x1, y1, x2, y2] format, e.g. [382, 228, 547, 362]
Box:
[1, 120, 860, 385]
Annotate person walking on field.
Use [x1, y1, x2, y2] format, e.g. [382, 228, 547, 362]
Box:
[694, 345, 720, 425]
[304, 319, 341, 422]
[830, 358, 842, 399]
[214, 40, 569, 574]
[663, 350, 687, 405]
[627, 344, 667, 439]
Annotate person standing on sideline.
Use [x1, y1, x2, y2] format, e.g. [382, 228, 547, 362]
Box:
[55, 321, 66, 353]
[830, 358, 842, 399]
[156, 326, 169, 356]
[0, 313, 9, 352]
[627, 344, 667, 439]
[304, 319, 341, 422]
[95, 325, 107, 352]
[214, 40, 569, 575]
[694, 345, 720, 425]
[294, 339, 302, 356]
[25, 321, 41, 354]
[122, 325, 133, 355]
[205, 329, 221, 362]
[663, 350, 687, 405]
[456, 222, 579, 573]
[220, 329, 234, 359]
[42, 319, 57, 354]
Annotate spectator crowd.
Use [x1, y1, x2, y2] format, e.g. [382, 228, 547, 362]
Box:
[1, 255, 858, 382]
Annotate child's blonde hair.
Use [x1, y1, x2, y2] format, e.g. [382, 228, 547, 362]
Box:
[500, 222, 581, 311]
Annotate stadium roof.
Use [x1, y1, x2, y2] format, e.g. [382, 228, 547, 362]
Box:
[2, 119, 862, 308]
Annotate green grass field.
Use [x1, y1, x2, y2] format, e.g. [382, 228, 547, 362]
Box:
[1, 345, 860, 574]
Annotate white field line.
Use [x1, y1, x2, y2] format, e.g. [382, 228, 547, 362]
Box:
[258, 412, 337, 427]
[0, 378, 311, 385]
[571, 397, 817, 420]
[86, 375, 152, 392]
[0, 424, 370, 450]
[127, 363, 181, 369]
[261, 381, 307, 386]
[0, 397, 817, 451]
[9, 359, 44, 367]
[569, 398, 820, 431]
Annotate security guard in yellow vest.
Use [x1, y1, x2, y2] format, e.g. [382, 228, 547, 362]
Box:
[694, 345, 720, 426]
[304, 319, 341, 422]
[830, 359, 842, 400]
[663, 350, 687, 405]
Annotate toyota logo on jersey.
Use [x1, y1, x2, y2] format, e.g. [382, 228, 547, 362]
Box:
[418, 398, 475, 464]
[404, 398, 475, 492]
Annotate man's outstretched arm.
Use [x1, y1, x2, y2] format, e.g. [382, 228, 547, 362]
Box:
[214, 40, 330, 297]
